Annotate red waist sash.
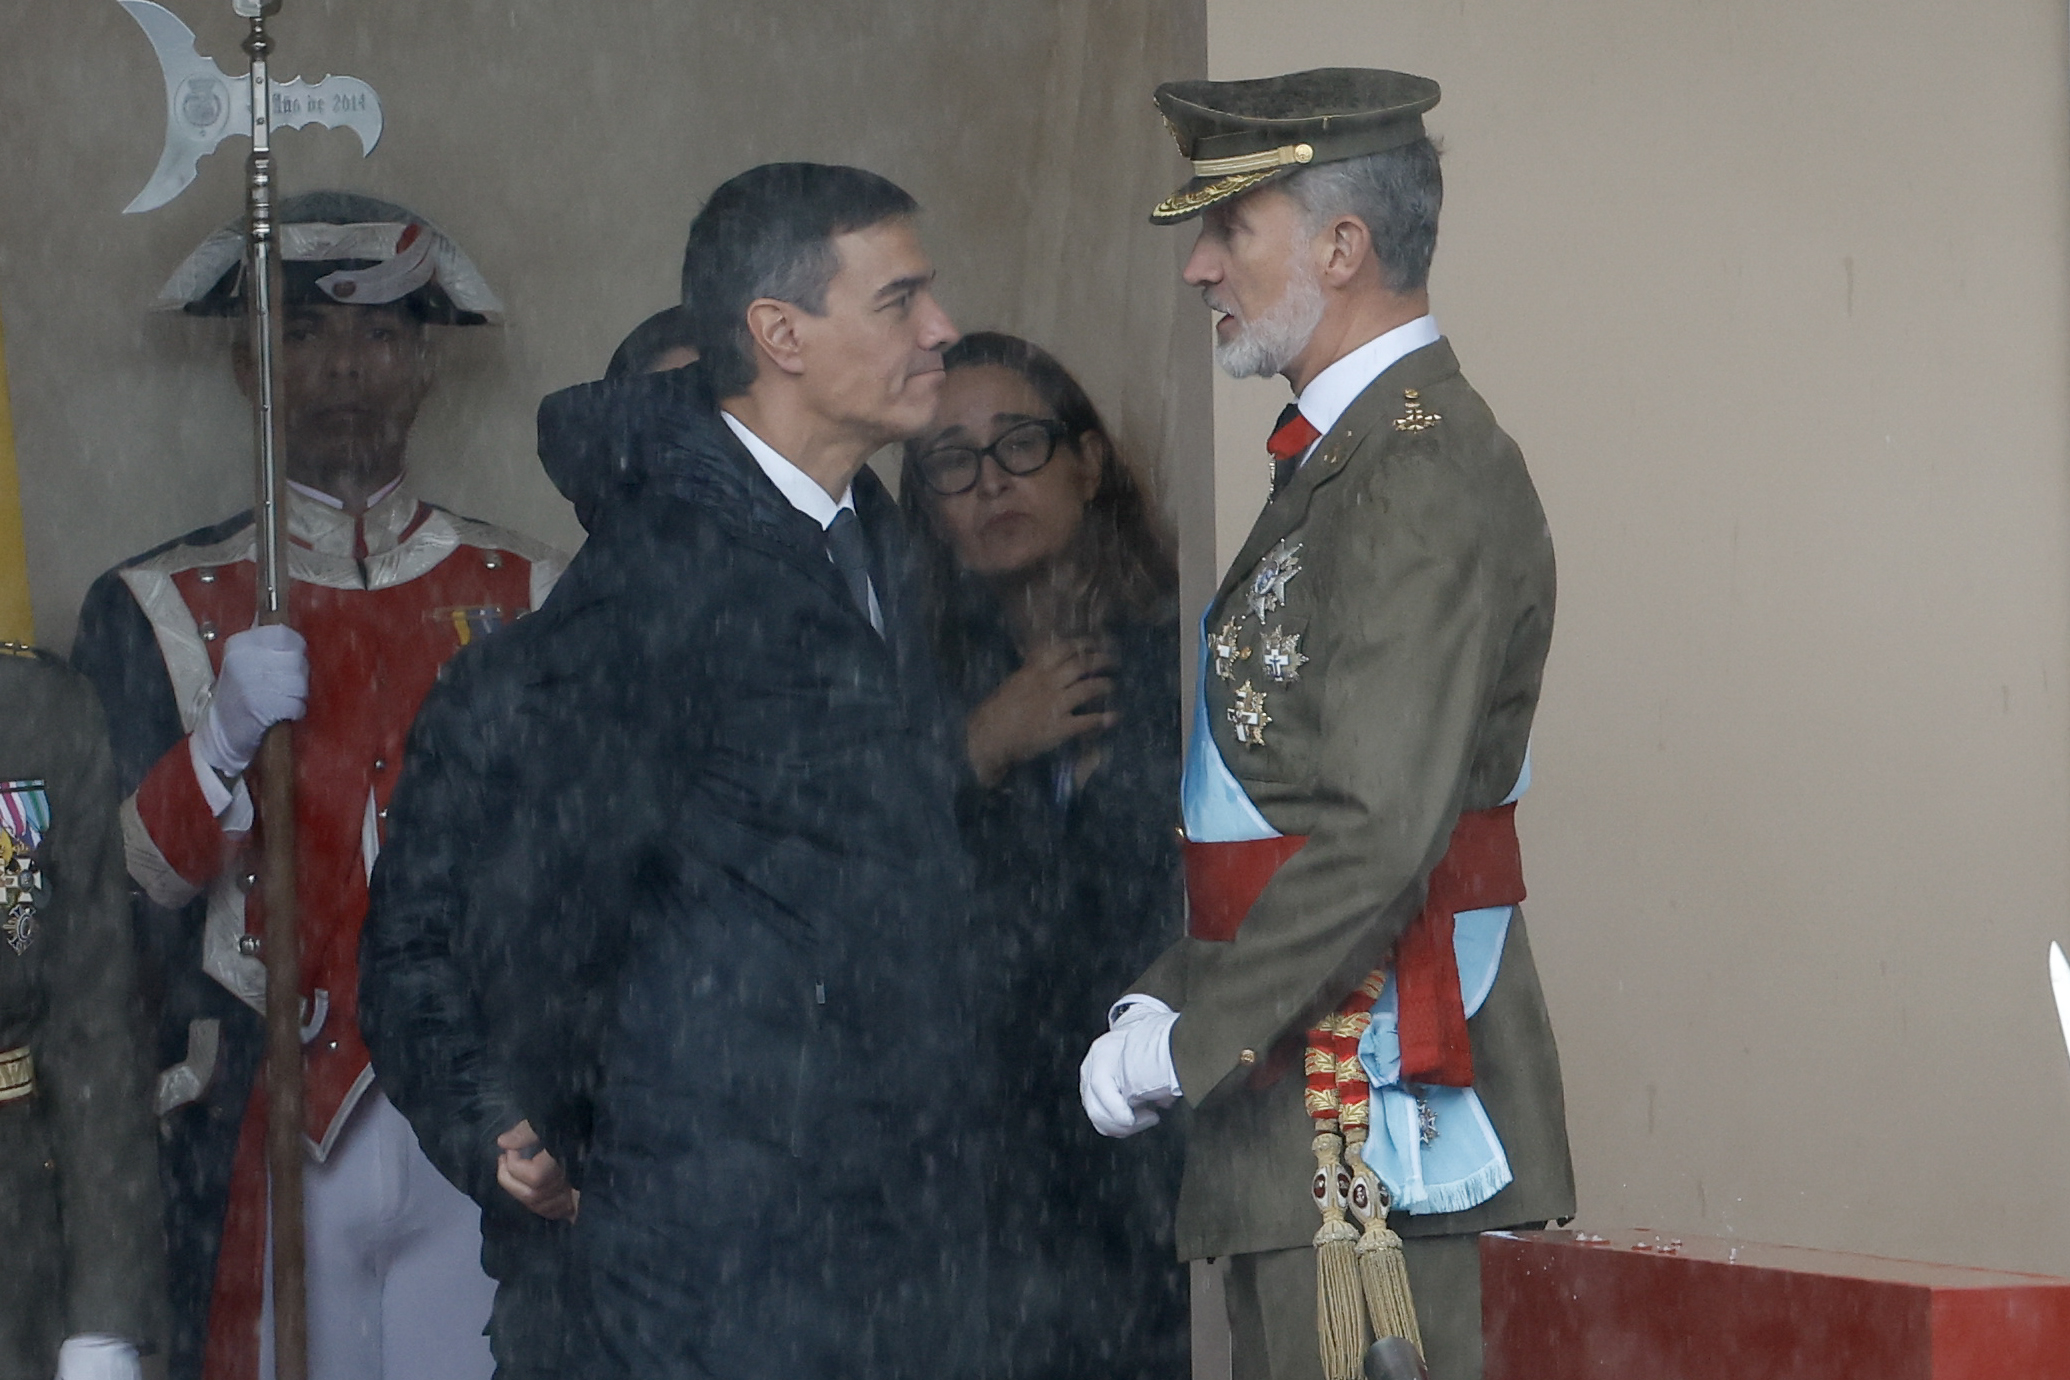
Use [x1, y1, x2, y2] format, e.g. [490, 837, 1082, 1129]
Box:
[1183, 803, 1524, 1087]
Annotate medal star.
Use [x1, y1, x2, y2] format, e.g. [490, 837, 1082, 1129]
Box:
[0, 831, 43, 954]
[1210, 617, 1246, 681]
[1261, 625, 1309, 683]
[1247, 540, 1303, 621]
[1228, 680, 1272, 748]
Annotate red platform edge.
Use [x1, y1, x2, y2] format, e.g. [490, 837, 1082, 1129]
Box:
[1481, 1228, 2070, 1380]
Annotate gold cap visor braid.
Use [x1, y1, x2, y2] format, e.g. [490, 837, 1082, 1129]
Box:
[1148, 67, 1440, 224]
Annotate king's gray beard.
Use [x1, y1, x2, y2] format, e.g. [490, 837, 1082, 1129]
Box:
[1210, 268, 1325, 379]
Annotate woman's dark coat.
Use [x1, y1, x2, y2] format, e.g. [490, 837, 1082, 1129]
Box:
[360, 366, 988, 1380]
[946, 599, 1191, 1379]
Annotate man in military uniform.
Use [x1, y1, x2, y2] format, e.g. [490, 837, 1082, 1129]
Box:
[1080, 70, 1575, 1380]
[70, 192, 564, 1380]
[0, 645, 166, 1380]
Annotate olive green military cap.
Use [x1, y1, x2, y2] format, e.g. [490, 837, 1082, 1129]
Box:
[1149, 67, 1440, 223]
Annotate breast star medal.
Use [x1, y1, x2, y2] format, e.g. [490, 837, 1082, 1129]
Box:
[1209, 617, 1249, 682]
[1228, 681, 1272, 748]
[1247, 539, 1304, 622]
[1395, 388, 1442, 433]
[0, 779, 50, 956]
[1261, 626, 1308, 683]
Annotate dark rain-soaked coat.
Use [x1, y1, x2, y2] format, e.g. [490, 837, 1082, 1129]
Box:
[361, 365, 989, 1380]
[947, 603, 1190, 1378]
[0, 649, 166, 1379]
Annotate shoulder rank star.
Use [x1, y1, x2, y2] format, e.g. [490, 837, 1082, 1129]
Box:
[1209, 617, 1250, 681]
[1261, 626, 1308, 683]
[1228, 681, 1272, 748]
[1394, 388, 1442, 433]
[1247, 539, 1303, 622]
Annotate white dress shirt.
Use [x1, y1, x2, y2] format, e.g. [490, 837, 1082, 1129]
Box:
[1291, 313, 1443, 458]
[720, 410, 882, 630]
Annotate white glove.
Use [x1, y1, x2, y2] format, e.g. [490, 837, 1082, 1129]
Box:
[1079, 995, 1183, 1138]
[193, 624, 308, 780]
[55, 1334, 141, 1380]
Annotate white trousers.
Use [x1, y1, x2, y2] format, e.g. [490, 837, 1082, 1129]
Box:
[258, 1087, 497, 1380]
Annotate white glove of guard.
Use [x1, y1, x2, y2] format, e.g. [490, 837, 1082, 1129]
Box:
[1079, 995, 1183, 1138]
[193, 624, 308, 779]
[55, 1334, 141, 1380]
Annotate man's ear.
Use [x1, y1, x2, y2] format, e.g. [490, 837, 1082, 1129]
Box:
[1317, 213, 1374, 290]
[744, 299, 808, 378]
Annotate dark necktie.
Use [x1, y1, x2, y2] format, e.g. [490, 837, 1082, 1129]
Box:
[1267, 402, 1320, 497]
[824, 508, 880, 632]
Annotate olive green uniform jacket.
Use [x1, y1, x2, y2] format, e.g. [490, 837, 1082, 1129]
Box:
[0, 649, 165, 1377]
[1136, 339, 1575, 1261]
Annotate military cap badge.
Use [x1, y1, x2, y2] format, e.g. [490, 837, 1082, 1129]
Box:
[0, 780, 49, 955]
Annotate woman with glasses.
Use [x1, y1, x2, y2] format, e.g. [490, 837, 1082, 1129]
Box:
[901, 332, 1188, 1378]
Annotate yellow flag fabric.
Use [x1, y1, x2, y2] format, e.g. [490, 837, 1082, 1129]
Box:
[0, 306, 32, 643]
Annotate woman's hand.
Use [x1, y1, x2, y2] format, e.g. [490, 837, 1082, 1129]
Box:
[966, 639, 1119, 788]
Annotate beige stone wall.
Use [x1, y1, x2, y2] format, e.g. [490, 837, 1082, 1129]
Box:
[0, 0, 1212, 649]
[1204, 0, 2070, 1276]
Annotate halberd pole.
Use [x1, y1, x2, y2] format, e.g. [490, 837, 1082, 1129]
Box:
[236, 3, 308, 1376]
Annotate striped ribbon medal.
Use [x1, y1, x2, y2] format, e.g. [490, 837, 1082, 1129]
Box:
[0, 778, 48, 955]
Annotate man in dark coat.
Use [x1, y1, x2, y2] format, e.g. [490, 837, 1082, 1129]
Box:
[360, 162, 988, 1379]
[0, 645, 166, 1380]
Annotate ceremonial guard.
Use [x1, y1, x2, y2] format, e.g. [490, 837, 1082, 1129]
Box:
[1080, 71, 1575, 1380]
[71, 192, 565, 1380]
[0, 646, 166, 1380]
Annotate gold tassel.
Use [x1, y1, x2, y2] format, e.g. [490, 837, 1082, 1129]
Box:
[1345, 1127, 1423, 1356]
[1312, 1129, 1370, 1380]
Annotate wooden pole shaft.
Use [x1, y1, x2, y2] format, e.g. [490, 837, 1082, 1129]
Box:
[244, 7, 308, 1378]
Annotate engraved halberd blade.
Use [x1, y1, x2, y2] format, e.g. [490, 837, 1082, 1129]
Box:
[269, 75, 383, 156]
[118, 0, 251, 214]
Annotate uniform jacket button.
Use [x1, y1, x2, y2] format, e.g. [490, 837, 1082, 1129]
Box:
[1238, 1048, 1258, 1066]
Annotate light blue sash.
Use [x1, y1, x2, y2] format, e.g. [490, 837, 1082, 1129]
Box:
[1356, 760, 1528, 1215]
[1182, 616, 1528, 1215]
[1182, 632, 1278, 843]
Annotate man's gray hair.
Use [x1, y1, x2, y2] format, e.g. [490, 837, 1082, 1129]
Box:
[1280, 137, 1443, 293]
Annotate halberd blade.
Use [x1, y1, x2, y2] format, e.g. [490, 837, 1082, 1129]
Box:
[270, 76, 383, 156]
[118, 0, 251, 214]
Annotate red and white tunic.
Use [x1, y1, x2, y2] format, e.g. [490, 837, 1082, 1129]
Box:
[119, 481, 563, 1154]
[114, 482, 563, 1380]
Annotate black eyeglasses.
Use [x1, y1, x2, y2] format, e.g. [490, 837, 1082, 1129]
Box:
[916, 419, 1067, 496]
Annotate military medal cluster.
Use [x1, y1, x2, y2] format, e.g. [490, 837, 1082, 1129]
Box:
[0, 777, 49, 955]
[1213, 538, 1308, 748]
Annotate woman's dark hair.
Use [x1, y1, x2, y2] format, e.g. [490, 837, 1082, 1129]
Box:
[900, 331, 1177, 683]
[605, 305, 698, 379]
